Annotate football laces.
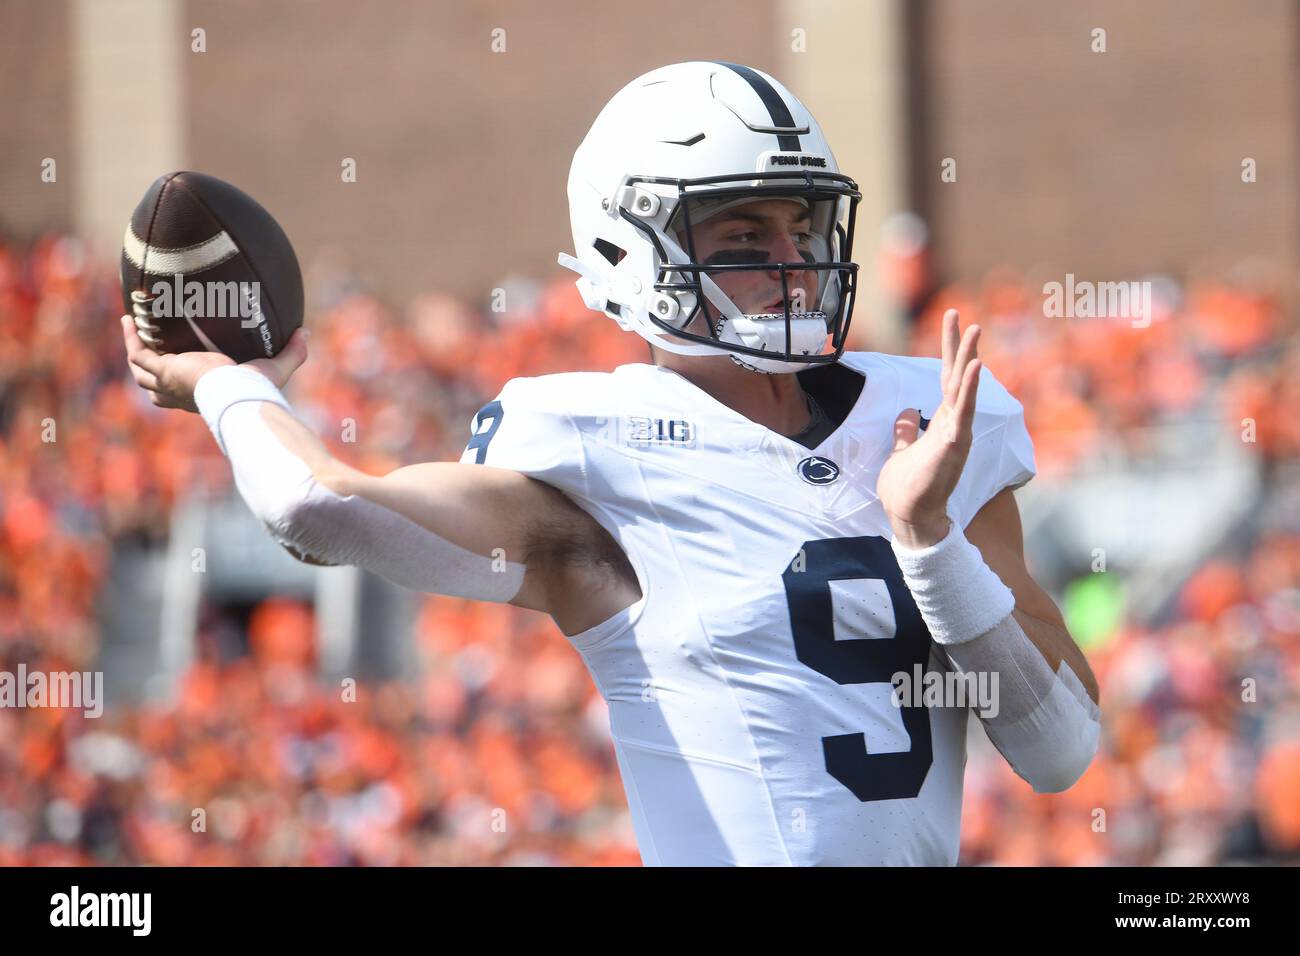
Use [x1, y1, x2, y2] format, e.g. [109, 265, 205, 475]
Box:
[130, 289, 163, 347]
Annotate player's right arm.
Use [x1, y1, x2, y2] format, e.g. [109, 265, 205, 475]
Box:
[121, 316, 638, 634]
[257, 403, 624, 625]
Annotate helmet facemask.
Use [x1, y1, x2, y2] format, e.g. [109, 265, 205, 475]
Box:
[621, 170, 861, 373]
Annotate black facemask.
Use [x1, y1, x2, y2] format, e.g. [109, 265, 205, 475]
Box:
[617, 170, 863, 366]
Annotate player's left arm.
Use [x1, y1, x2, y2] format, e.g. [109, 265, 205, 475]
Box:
[964, 486, 1100, 707]
[879, 309, 1101, 793]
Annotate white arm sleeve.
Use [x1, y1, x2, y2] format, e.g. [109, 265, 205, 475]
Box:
[892, 521, 1100, 794]
[193, 366, 525, 602]
[941, 613, 1101, 794]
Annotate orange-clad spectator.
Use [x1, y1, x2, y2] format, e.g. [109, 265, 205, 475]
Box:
[1185, 283, 1279, 358]
[248, 598, 316, 670]
[1179, 562, 1248, 623]
[1256, 737, 1300, 852]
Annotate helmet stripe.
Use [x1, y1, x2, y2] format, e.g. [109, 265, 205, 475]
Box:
[713, 61, 802, 151]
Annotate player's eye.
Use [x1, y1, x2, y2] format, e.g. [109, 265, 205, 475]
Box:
[723, 230, 812, 245]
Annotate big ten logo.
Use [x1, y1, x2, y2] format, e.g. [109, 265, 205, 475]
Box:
[626, 417, 695, 447]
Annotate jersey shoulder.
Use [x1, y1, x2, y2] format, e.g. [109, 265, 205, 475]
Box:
[493, 368, 621, 411]
[841, 350, 1025, 430]
[459, 367, 638, 498]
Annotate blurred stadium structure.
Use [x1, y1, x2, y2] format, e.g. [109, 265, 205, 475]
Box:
[1, 0, 1298, 865]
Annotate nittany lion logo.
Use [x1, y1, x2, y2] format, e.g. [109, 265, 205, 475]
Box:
[797, 455, 840, 486]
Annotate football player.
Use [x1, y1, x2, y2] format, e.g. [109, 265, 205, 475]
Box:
[123, 61, 1100, 866]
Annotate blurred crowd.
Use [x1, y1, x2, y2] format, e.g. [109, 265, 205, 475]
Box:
[0, 232, 1298, 865]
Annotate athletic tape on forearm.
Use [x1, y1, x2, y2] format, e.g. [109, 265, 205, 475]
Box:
[942, 613, 1101, 793]
[890, 520, 1016, 646]
[194, 368, 526, 602]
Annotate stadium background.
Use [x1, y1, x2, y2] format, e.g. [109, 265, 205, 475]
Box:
[1, 0, 1298, 864]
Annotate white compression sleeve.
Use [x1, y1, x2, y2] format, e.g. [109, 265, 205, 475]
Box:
[940, 614, 1101, 793]
[193, 366, 526, 602]
[892, 520, 1100, 793]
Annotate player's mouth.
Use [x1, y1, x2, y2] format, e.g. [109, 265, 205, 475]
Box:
[759, 296, 801, 313]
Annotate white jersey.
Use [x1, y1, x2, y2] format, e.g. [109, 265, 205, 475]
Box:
[460, 351, 1036, 865]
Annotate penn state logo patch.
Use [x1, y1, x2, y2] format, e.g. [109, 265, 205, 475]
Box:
[797, 455, 840, 486]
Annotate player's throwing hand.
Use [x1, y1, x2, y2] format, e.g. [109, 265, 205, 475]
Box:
[120, 315, 309, 413]
[877, 309, 982, 549]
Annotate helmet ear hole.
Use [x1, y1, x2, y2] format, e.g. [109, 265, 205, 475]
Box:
[593, 238, 625, 266]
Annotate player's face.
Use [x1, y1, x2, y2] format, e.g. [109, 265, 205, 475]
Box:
[676, 198, 820, 318]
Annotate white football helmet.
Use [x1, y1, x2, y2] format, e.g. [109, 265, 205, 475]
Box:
[559, 61, 861, 373]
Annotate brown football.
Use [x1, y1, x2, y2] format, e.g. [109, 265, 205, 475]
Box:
[120, 171, 303, 362]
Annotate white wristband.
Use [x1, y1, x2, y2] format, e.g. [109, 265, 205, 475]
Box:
[891, 518, 1015, 646]
[193, 365, 294, 457]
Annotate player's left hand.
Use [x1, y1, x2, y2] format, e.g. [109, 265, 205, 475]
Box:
[877, 309, 981, 549]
